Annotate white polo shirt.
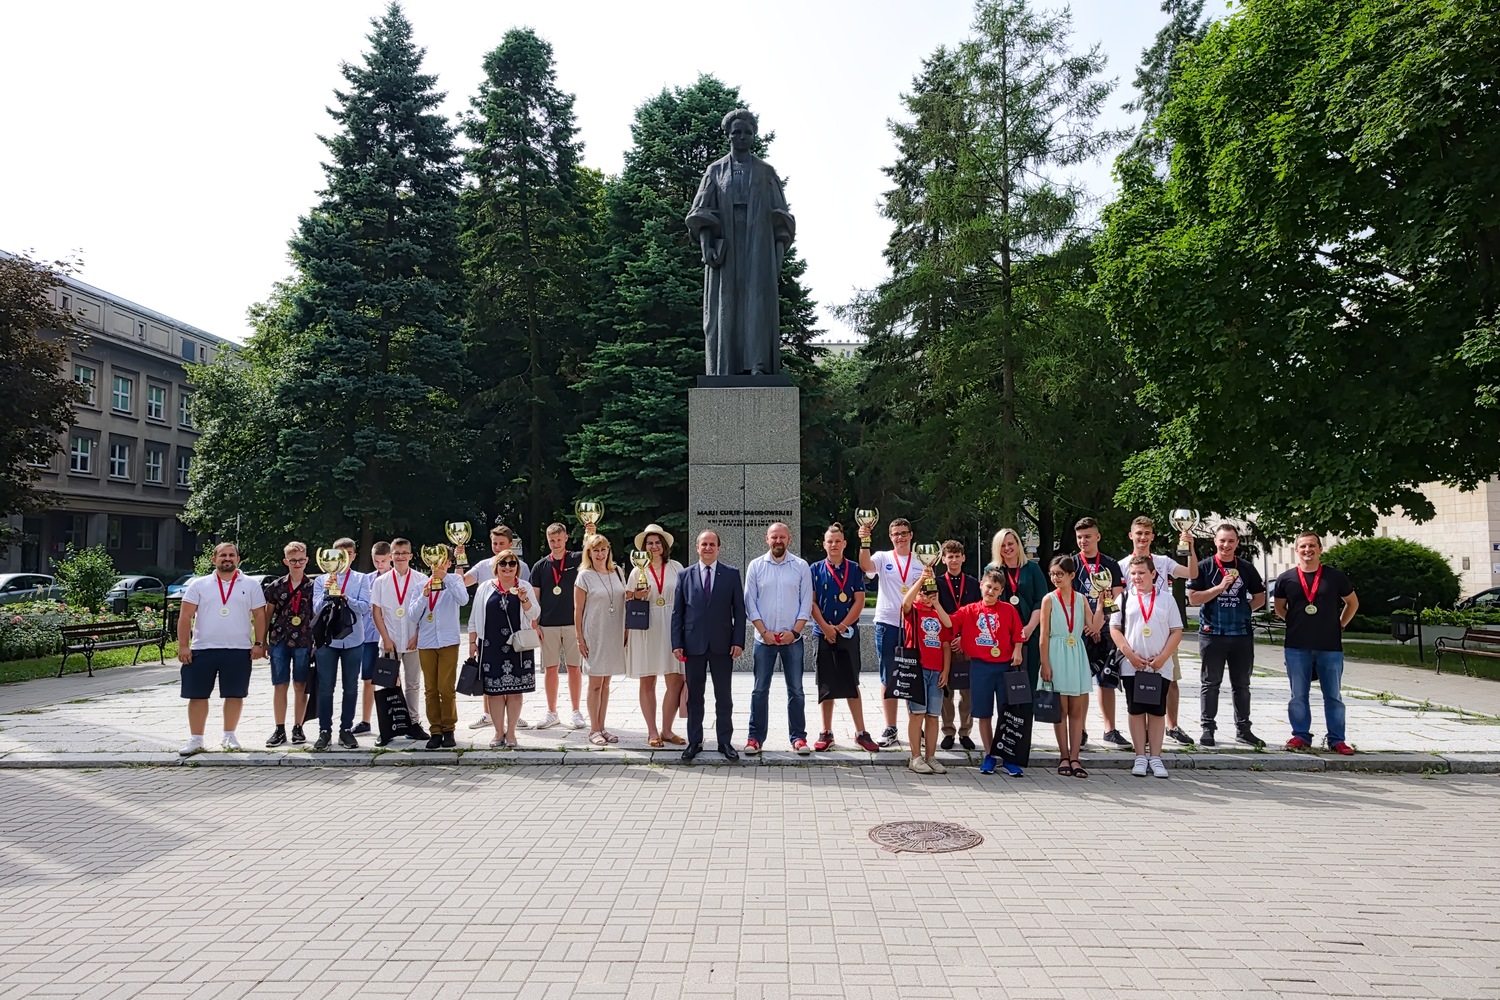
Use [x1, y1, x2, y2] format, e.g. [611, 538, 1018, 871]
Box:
[183, 571, 266, 650]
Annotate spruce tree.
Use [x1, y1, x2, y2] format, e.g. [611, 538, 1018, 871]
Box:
[271, 2, 466, 557]
[460, 27, 597, 547]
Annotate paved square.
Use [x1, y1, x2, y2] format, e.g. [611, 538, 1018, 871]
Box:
[1, 766, 1498, 999]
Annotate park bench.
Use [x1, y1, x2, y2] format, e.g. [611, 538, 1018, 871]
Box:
[1252, 613, 1286, 644]
[1434, 627, 1500, 676]
[58, 600, 174, 678]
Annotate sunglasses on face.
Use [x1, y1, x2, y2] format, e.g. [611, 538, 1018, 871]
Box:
[497, 560, 519, 567]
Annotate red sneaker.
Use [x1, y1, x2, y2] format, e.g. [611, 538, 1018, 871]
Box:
[1285, 736, 1311, 751]
[792, 738, 811, 755]
[813, 731, 834, 751]
[744, 739, 762, 756]
[855, 731, 880, 753]
[1329, 740, 1355, 756]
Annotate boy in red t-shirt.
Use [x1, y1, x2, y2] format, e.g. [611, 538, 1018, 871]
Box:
[950, 569, 1025, 774]
[900, 568, 952, 774]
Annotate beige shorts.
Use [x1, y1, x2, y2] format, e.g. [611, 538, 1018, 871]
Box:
[540, 625, 581, 669]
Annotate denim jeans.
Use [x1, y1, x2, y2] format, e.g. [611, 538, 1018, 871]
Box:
[267, 642, 311, 687]
[1284, 647, 1346, 744]
[316, 644, 362, 733]
[748, 639, 806, 744]
[874, 621, 901, 687]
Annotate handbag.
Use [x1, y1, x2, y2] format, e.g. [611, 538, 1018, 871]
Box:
[1132, 669, 1166, 706]
[371, 654, 401, 688]
[508, 628, 541, 651]
[456, 655, 484, 697]
[885, 608, 923, 701]
[1032, 682, 1062, 724]
[1003, 668, 1032, 705]
[374, 686, 411, 742]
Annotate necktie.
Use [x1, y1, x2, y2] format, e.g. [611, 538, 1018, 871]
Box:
[703, 564, 713, 601]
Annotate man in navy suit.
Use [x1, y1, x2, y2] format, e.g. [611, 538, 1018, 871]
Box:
[672, 529, 747, 760]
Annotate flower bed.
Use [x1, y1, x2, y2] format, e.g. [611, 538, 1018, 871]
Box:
[0, 600, 168, 662]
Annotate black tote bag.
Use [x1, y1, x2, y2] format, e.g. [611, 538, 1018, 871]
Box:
[374, 686, 411, 741]
[1032, 682, 1062, 724]
[1003, 668, 1032, 705]
[371, 654, 401, 688]
[456, 655, 483, 698]
[884, 609, 923, 701]
[1132, 670, 1166, 706]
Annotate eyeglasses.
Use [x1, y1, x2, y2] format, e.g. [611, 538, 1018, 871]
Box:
[286, 558, 307, 564]
[497, 560, 519, 567]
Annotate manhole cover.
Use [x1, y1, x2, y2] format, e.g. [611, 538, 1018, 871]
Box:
[868, 821, 983, 854]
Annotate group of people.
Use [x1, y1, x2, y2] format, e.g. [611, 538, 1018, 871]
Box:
[174, 514, 1360, 778]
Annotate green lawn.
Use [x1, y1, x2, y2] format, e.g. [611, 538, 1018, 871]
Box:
[0, 640, 178, 685]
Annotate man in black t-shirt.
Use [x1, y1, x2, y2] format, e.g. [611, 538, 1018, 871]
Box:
[1074, 517, 1129, 747]
[529, 522, 586, 730]
[935, 540, 979, 750]
[1273, 532, 1359, 755]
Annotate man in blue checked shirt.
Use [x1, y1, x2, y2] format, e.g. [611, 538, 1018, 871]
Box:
[743, 522, 813, 755]
[312, 537, 373, 752]
[412, 548, 470, 749]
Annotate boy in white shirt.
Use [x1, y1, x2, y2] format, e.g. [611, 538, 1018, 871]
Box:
[370, 537, 431, 744]
[1110, 554, 1185, 778]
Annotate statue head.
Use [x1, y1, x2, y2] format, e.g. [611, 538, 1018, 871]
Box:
[722, 108, 756, 154]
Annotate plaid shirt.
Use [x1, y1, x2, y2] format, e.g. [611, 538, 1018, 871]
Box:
[263, 574, 315, 648]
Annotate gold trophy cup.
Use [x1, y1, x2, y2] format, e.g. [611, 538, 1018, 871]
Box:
[316, 547, 351, 597]
[574, 500, 604, 536]
[420, 544, 451, 592]
[445, 521, 472, 571]
[630, 549, 651, 590]
[914, 543, 941, 594]
[1169, 508, 1201, 558]
[1089, 569, 1119, 612]
[855, 508, 880, 550]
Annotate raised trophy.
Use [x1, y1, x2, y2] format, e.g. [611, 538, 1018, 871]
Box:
[1089, 569, 1119, 612]
[630, 549, 651, 590]
[420, 543, 451, 592]
[854, 508, 879, 550]
[315, 546, 351, 597]
[914, 542, 941, 594]
[574, 500, 604, 536]
[1169, 508, 1201, 557]
[444, 521, 472, 571]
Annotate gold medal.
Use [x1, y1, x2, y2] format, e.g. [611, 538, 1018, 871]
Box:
[1305, 604, 1318, 615]
[1142, 626, 1152, 637]
[291, 616, 301, 626]
[838, 592, 849, 603]
[219, 607, 229, 617]
[1067, 636, 1077, 648]
[990, 647, 1002, 658]
[552, 586, 562, 596]
[395, 607, 405, 618]
[655, 597, 666, 607]
[427, 613, 434, 623]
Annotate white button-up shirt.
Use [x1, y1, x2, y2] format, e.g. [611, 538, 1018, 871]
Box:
[411, 573, 470, 649]
[744, 550, 813, 644]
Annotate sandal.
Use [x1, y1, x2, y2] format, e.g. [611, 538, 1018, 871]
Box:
[647, 737, 665, 748]
[588, 731, 608, 746]
[603, 731, 620, 744]
[1071, 759, 1089, 779]
[489, 738, 507, 749]
[662, 734, 686, 746]
[1057, 759, 1074, 777]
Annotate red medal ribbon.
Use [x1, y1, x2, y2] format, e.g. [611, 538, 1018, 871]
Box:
[1005, 566, 1021, 596]
[428, 591, 440, 614]
[392, 570, 412, 608]
[288, 586, 302, 616]
[982, 610, 1000, 645]
[649, 560, 667, 596]
[217, 571, 239, 609]
[943, 573, 965, 607]
[827, 558, 851, 594]
[551, 557, 567, 589]
[1298, 566, 1322, 606]
[339, 569, 352, 595]
[894, 551, 913, 584]
[1137, 587, 1157, 626]
[1214, 555, 1235, 580]
[1058, 589, 1077, 634]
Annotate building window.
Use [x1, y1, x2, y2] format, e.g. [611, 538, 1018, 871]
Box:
[178, 392, 193, 428]
[69, 436, 92, 474]
[181, 338, 196, 361]
[107, 516, 121, 551]
[64, 515, 87, 548]
[109, 443, 131, 480]
[137, 521, 156, 551]
[112, 375, 132, 413]
[146, 384, 166, 420]
[73, 364, 96, 405]
[176, 452, 192, 487]
[61, 293, 71, 312]
[137, 321, 147, 341]
[144, 449, 164, 484]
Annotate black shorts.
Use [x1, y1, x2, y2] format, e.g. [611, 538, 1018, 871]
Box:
[181, 648, 253, 700]
[816, 632, 861, 702]
[1122, 674, 1167, 717]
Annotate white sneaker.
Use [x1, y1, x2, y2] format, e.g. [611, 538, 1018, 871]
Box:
[908, 756, 933, 774]
[469, 713, 492, 729]
[516, 717, 532, 729]
[1131, 755, 1149, 777]
[570, 710, 587, 730]
[178, 736, 206, 757]
[221, 733, 242, 752]
[925, 756, 947, 774]
[1149, 756, 1170, 779]
[535, 711, 561, 729]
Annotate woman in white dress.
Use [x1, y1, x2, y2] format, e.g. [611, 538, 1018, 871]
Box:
[624, 523, 686, 747]
[575, 532, 628, 745]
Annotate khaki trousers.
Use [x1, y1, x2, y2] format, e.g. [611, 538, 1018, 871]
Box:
[419, 645, 459, 734]
[941, 687, 973, 738]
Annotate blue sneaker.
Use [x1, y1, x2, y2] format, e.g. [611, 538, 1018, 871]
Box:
[1002, 762, 1024, 777]
[979, 755, 997, 774]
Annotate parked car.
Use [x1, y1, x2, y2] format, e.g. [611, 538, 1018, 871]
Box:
[106, 575, 166, 612]
[166, 573, 196, 599]
[0, 573, 65, 605]
[1456, 586, 1500, 612]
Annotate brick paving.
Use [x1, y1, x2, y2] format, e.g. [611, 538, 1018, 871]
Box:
[1, 765, 1498, 999]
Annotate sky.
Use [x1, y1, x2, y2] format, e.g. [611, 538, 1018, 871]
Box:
[0, 0, 1162, 343]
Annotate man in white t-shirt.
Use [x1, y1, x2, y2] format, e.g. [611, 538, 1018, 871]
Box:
[370, 537, 430, 744]
[176, 541, 268, 756]
[1122, 515, 1197, 746]
[858, 516, 919, 747]
[1110, 554, 1185, 778]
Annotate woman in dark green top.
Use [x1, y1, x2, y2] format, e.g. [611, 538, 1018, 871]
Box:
[984, 528, 1048, 771]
